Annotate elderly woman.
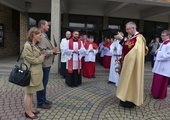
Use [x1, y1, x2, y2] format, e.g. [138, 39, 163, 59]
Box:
[22, 27, 46, 119]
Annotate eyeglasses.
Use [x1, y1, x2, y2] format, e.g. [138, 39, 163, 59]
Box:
[161, 34, 167, 37]
[126, 27, 133, 31]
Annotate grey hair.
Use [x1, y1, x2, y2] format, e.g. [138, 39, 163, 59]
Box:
[162, 30, 170, 36]
[126, 21, 137, 28]
[66, 31, 71, 34]
[38, 20, 47, 28]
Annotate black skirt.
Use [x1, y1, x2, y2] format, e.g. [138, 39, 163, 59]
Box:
[65, 69, 82, 87]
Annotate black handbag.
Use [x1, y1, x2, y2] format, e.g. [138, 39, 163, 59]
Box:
[8, 47, 31, 87]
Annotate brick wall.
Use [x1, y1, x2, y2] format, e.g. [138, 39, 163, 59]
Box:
[20, 12, 28, 50]
[0, 3, 20, 58]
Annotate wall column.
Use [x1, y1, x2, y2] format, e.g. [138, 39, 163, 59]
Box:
[62, 13, 69, 28]
[139, 19, 144, 33]
[103, 16, 108, 30]
[50, 0, 61, 73]
[20, 12, 28, 51]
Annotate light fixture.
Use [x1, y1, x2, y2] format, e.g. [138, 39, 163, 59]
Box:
[25, 1, 32, 10]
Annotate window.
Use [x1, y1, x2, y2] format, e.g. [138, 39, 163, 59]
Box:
[29, 17, 37, 27]
[108, 25, 121, 30]
[87, 24, 94, 29]
[155, 23, 168, 34]
[69, 22, 85, 28]
[86, 16, 103, 30]
[0, 23, 4, 47]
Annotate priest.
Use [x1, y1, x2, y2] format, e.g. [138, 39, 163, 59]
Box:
[64, 30, 86, 87]
[60, 31, 71, 78]
[116, 21, 148, 108]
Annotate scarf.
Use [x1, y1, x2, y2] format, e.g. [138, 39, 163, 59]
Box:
[68, 38, 81, 74]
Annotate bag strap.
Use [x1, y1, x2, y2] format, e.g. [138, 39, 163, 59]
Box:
[28, 42, 33, 70]
[17, 47, 24, 62]
[17, 42, 33, 70]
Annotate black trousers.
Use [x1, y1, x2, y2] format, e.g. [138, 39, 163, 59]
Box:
[60, 62, 66, 78]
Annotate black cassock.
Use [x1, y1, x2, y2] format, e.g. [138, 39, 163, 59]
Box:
[60, 62, 66, 78]
[65, 70, 82, 87]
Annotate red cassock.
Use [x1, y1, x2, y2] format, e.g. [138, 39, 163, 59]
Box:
[81, 40, 89, 69]
[83, 62, 96, 78]
[83, 42, 98, 78]
[102, 42, 111, 69]
[151, 73, 169, 99]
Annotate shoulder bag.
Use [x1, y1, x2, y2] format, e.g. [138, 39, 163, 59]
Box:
[8, 46, 31, 87]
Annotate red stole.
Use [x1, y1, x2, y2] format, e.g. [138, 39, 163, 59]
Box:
[122, 37, 136, 56]
[84, 42, 98, 50]
[163, 39, 170, 45]
[83, 40, 89, 49]
[103, 42, 111, 49]
[122, 34, 141, 57]
[68, 38, 81, 74]
[81, 39, 87, 44]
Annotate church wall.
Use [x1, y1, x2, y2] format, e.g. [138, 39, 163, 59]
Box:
[0, 3, 20, 58]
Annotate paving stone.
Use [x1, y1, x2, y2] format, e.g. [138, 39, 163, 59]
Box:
[0, 57, 170, 120]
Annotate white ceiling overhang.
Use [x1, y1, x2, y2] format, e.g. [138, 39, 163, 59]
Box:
[0, 0, 170, 22]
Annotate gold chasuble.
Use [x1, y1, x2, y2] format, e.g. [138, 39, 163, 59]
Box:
[116, 34, 148, 106]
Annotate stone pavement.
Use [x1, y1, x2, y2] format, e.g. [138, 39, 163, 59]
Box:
[0, 57, 170, 120]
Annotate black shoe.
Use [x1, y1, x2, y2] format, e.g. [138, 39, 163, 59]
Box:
[108, 81, 115, 84]
[38, 103, 51, 109]
[153, 97, 160, 99]
[45, 100, 53, 105]
[25, 112, 38, 119]
[92, 75, 96, 78]
[119, 100, 135, 108]
[32, 110, 40, 114]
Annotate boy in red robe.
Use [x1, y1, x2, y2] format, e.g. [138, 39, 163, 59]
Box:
[102, 38, 112, 68]
[83, 36, 98, 78]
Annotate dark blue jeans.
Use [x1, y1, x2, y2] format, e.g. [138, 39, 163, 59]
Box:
[36, 67, 51, 106]
[151, 55, 155, 68]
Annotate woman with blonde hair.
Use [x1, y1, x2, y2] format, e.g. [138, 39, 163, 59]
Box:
[23, 27, 46, 119]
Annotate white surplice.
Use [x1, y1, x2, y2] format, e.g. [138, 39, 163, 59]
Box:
[108, 40, 122, 86]
[152, 39, 170, 77]
[103, 45, 112, 57]
[60, 38, 68, 62]
[84, 44, 98, 62]
[99, 42, 105, 57]
[64, 40, 86, 69]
